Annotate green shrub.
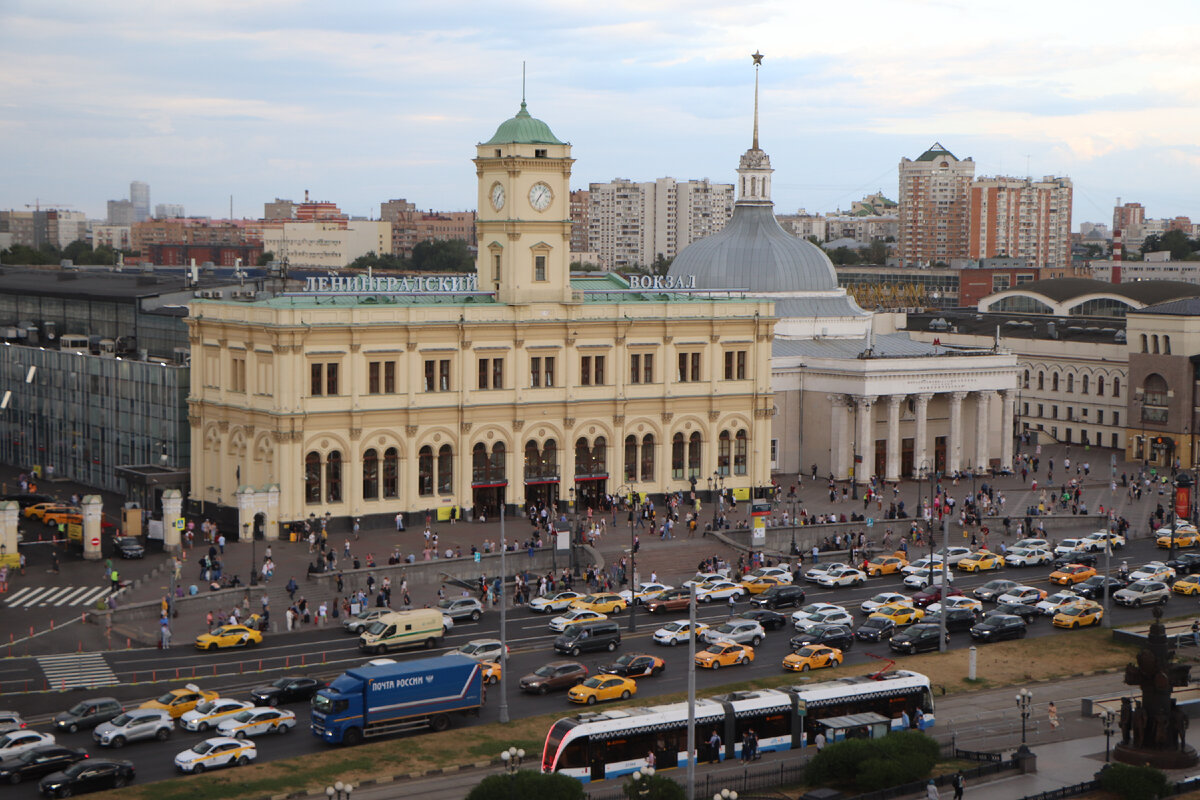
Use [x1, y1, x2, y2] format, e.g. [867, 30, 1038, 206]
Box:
[804, 731, 938, 791]
[466, 770, 586, 800]
[1097, 762, 1170, 800]
[622, 773, 685, 800]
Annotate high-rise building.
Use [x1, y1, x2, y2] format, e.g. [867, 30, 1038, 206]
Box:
[380, 199, 476, 258]
[898, 142, 975, 266]
[155, 203, 185, 219]
[969, 176, 1073, 268]
[569, 189, 589, 253]
[586, 177, 733, 269]
[107, 200, 135, 226]
[264, 198, 297, 220]
[130, 181, 150, 223]
[0, 209, 86, 249]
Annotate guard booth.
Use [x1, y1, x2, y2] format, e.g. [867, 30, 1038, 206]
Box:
[818, 712, 892, 744]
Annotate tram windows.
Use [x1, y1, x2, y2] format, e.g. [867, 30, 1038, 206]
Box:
[560, 739, 587, 770]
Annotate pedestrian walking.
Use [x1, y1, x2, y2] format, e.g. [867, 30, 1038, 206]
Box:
[109, 568, 119, 591]
[160, 623, 171, 650]
[1048, 701, 1060, 729]
[0, 565, 7, 593]
[952, 770, 964, 800]
[286, 576, 298, 601]
[926, 778, 939, 799]
[18, 552, 24, 576]
[217, 533, 225, 554]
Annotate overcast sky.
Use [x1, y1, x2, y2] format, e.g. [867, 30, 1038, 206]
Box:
[3, 0, 1199, 228]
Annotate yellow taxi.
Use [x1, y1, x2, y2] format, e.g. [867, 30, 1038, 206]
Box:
[1052, 600, 1104, 629]
[140, 684, 220, 718]
[1173, 575, 1200, 596]
[957, 551, 1003, 572]
[481, 661, 501, 685]
[195, 624, 263, 650]
[1049, 563, 1097, 585]
[42, 506, 82, 527]
[1157, 529, 1200, 549]
[782, 645, 843, 672]
[740, 574, 786, 594]
[865, 555, 908, 577]
[569, 593, 628, 614]
[567, 675, 637, 705]
[870, 602, 925, 626]
[694, 642, 755, 670]
[23, 502, 59, 521]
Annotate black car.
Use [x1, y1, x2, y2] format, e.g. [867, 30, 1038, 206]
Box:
[113, 537, 144, 559]
[54, 698, 123, 733]
[970, 614, 1027, 642]
[0, 493, 53, 510]
[249, 676, 323, 706]
[1053, 552, 1097, 570]
[1168, 553, 1200, 575]
[598, 653, 664, 677]
[789, 623, 854, 651]
[749, 584, 807, 610]
[39, 759, 134, 796]
[1075, 575, 1127, 600]
[854, 617, 896, 642]
[973, 579, 1021, 602]
[889, 623, 945, 654]
[988, 603, 1038, 623]
[921, 608, 979, 632]
[739, 609, 788, 630]
[0, 745, 88, 785]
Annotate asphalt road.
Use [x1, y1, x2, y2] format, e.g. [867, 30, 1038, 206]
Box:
[0, 533, 1187, 799]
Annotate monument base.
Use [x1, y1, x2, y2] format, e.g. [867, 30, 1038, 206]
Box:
[1113, 742, 1199, 769]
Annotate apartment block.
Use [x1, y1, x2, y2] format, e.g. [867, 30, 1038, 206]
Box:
[263, 220, 392, 269]
[969, 176, 1073, 268]
[380, 198, 476, 258]
[898, 143, 975, 266]
[0, 210, 87, 249]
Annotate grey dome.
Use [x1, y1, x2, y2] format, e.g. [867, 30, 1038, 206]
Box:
[667, 204, 837, 293]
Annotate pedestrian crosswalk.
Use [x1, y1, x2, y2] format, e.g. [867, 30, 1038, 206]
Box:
[3, 585, 112, 609]
[37, 653, 120, 689]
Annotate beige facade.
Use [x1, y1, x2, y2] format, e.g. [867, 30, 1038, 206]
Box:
[188, 103, 775, 532]
[262, 220, 392, 269]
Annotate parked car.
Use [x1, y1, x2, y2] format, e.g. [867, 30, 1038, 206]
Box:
[921, 608, 978, 633]
[93, 710, 173, 748]
[996, 586, 1047, 606]
[1075, 576, 1127, 600]
[702, 620, 765, 646]
[645, 589, 694, 615]
[1035, 591, 1081, 616]
[1004, 547, 1052, 567]
[528, 591, 584, 613]
[973, 579, 1021, 602]
[113, 537, 145, 559]
[903, 570, 955, 590]
[792, 606, 854, 630]
[598, 654, 665, 678]
[805, 562, 851, 583]
[519, 661, 589, 694]
[341, 607, 393, 634]
[815, 566, 867, 588]
[969, 614, 1027, 642]
[934, 546, 973, 565]
[38, 758, 135, 796]
[986, 603, 1038, 624]
[859, 592, 910, 615]
[749, 584, 806, 610]
[1168, 553, 1200, 575]
[1052, 552, 1097, 570]
[1054, 538, 1096, 557]
[54, 699, 123, 733]
[249, 676, 323, 706]
[911, 585, 963, 609]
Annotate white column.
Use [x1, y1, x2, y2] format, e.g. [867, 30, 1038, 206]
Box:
[162, 489, 183, 554]
[82, 495, 103, 562]
[949, 391, 967, 475]
[914, 393, 933, 474]
[1000, 390, 1016, 469]
[974, 391, 991, 472]
[830, 395, 849, 479]
[0, 501, 18, 568]
[886, 395, 903, 482]
[857, 395, 876, 485]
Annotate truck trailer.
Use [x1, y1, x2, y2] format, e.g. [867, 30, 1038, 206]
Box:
[311, 654, 483, 745]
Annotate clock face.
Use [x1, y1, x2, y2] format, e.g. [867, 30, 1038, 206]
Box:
[529, 182, 552, 212]
[490, 183, 505, 212]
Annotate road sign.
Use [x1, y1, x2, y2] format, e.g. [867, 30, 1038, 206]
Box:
[867, 518, 874, 528]
[474, 552, 481, 563]
[90, 537, 100, 547]
[174, 518, 185, 530]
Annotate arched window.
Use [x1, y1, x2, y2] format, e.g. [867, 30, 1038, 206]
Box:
[543, 439, 557, 476]
[1066, 374, 1074, 393]
[640, 434, 655, 482]
[1141, 334, 1148, 353]
[1113, 377, 1121, 397]
[362, 449, 378, 500]
[1165, 335, 1172, 355]
[304, 452, 321, 504]
[575, 437, 591, 476]
[383, 447, 398, 498]
[734, 430, 748, 476]
[490, 442, 506, 483]
[1082, 375, 1090, 395]
[437, 444, 453, 494]
[717, 430, 732, 476]
[592, 437, 607, 475]
[1038, 371, 1044, 390]
[326, 451, 342, 503]
[418, 446, 434, 496]
[1052, 373, 1059, 392]
[1153, 335, 1160, 354]
[473, 443, 488, 484]
[687, 432, 702, 479]
[1144, 374, 1169, 406]
[625, 435, 638, 482]
[1023, 370, 1030, 390]
[1097, 376, 1105, 396]
[672, 433, 685, 480]
[524, 441, 540, 481]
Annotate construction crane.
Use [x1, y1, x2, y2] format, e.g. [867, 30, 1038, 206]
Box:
[23, 200, 73, 213]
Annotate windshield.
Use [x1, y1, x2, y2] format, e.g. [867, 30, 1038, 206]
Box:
[110, 713, 131, 726]
[798, 646, 819, 657]
[862, 618, 886, 628]
[436, 599, 454, 610]
[663, 623, 683, 632]
[613, 655, 632, 666]
[155, 693, 177, 704]
[365, 621, 387, 636]
[714, 625, 734, 634]
[1129, 582, 1153, 592]
[1060, 606, 1083, 616]
[312, 694, 333, 714]
[534, 665, 556, 677]
[704, 645, 724, 654]
[194, 700, 218, 714]
[63, 763, 91, 778]
[233, 710, 254, 722]
[191, 741, 216, 755]
[581, 676, 603, 688]
[67, 702, 89, 715]
[460, 643, 481, 654]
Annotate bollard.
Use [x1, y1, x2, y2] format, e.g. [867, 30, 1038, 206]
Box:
[286, 656, 289, 668]
[968, 646, 977, 681]
[29, 627, 33, 637]
[127, 638, 131, 649]
[240, 661, 243, 674]
[81, 613, 85, 624]
[192, 665, 196, 678]
[152, 671, 156, 682]
[258, 660, 262, 672]
[213, 664, 217, 676]
[50, 619, 53, 629]
[322, 651, 326, 664]
[301, 654, 305, 666]
[175, 667, 180, 679]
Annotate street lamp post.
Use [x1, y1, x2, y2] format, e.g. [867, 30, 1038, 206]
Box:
[500, 746, 524, 775]
[629, 501, 637, 633]
[325, 782, 353, 800]
[499, 506, 509, 724]
[245, 522, 257, 586]
[630, 766, 656, 798]
[1102, 709, 1117, 762]
[1015, 688, 1033, 748]
[714, 788, 738, 800]
[789, 498, 798, 556]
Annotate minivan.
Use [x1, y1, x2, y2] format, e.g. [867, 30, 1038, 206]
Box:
[554, 621, 621, 656]
[358, 609, 445, 654]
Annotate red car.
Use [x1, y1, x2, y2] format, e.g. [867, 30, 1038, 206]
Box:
[912, 584, 964, 608]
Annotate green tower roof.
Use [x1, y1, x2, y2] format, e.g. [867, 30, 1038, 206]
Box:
[484, 101, 564, 145]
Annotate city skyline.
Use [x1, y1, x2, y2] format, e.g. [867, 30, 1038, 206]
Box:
[3, 0, 1200, 227]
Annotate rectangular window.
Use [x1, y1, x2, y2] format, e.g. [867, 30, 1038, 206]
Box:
[493, 253, 501, 283]
[311, 362, 324, 396]
[535, 255, 547, 281]
[424, 360, 435, 392]
[368, 361, 381, 395]
[581, 356, 592, 386]
[384, 361, 395, 394]
[1052, 406, 1058, 419]
[478, 358, 489, 390]
[530, 356, 542, 388]
[492, 357, 503, 389]
[1023, 402, 1029, 416]
[1113, 411, 1119, 427]
[724, 351, 734, 380]
[1097, 410, 1103, 424]
[736, 351, 746, 380]
[231, 356, 246, 393]
[439, 359, 451, 391]
[326, 363, 338, 395]
[1037, 403, 1043, 417]
[630, 354, 641, 384]
[643, 353, 653, 383]
[544, 356, 555, 387]
[593, 355, 605, 385]
[691, 352, 701, 381]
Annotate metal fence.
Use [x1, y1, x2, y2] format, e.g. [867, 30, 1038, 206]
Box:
[1016, 780, 1098, 800]
[585, 760, 808, 800]
[845, 761, 1013, 800]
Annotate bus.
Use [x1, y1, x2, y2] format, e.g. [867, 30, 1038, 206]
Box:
[541, 670, 934, 782]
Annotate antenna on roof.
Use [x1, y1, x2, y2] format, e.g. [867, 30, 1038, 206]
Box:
[522, 61, 526, 105]
[751, 51, 764, 149]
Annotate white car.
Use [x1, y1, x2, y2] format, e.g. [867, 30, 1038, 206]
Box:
[860, 592, 910, 615]
[1035, 590, 1080, 616]
[926, 596, 983, 614]
[215, 707, 296, 739]
[0, 731, 54, 759]
[805, 562, 850, 582]
[934, 546, 973, 565]
[1130, 562, 1176, 583]
[1013, 538, 1050, 550]
[903, 570, 955, 590]
[1004, 547, 1052, 567]
[1085, 531, 1126, 551]
[1054, 539, 1094, 556]
[180, 699, 253, 732]
[683, 571, 729, 588]
[901, 556, 944, 576]
[701, 619, 766, 646]
[619, 582, 674, 604]
[744, 566, 793, 584]
[548, 609, 608, 632]
[996, 586, 1046, 606]
[816, 566, 867, 588]
[793, 605, 853, 630]
[1114, 580, 1171, 608]
[695, 580, 745, 603]
[528, 591, 583, 613]
[445, 638, 506, 661]
[652, 620, 710, 646]
[174, 736, 257, 773]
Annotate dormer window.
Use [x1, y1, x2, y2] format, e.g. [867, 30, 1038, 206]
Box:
[535, 148, 547, 158]
[494, 149, 502, 157]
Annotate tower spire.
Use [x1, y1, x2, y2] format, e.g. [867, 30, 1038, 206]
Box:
[522, 62, 526, 105]
[751, 51, 763, 149]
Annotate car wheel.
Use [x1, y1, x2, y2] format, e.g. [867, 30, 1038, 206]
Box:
[621, 690, 631, 700]
[737, 656, 747, 665]
[193, 763, 205, 774]
[277, 723, 290, 735]
[570, 647, 581, 657]
[67, 723, 78, 734]
[1136, 599, 1143, 608]
[470, 610, 481, 621]
[156, 727, 171, 741]
[701, 595, 712, 603]
[668, 638, 678, 647]
[235, 730, 246, 739]
[236, 756, 249, 766]
[58, 788, 72, 798]
[110, 736, 125, 749]
[9, 773, 20, 785]
[832, 658, 840, 668]
[198, 721, 210, 731]
[208, 643, 217, 651]
[751, 636, 762, 646]
[606, 641, 617, 652]
[538, 685, 548, 696]
[712, 661, 721, 670]
[652, 665, 663, 676]
[801, 663, 810, 672]
[586, 695, 597, 705]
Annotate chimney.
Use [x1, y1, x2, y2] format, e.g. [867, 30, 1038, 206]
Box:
[305, 189, 310, 203]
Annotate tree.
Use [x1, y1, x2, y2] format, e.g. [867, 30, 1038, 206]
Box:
[829, 246, 860, 265]
[864, 240, 889, 265]
[650, 253, 673, 276]
[257, 250, 275, 267]
[805, 731, 939, 792]
[411, 239, 474, 273]
[465, 770, 585, 800]
[570, 260, 602, 272]
[623, 772, 684, 800]
[349, 252, 410, 271]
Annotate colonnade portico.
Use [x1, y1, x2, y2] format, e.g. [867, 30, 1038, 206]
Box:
[827, 389, 1014, 483]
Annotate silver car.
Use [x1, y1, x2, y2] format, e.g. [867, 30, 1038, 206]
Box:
[94, 709, 173, 748]
[341, 607, 392, 634]
[702, 619, 766, 646]
[1114, 580, 1171, 608]
[437, 597, 484, 621]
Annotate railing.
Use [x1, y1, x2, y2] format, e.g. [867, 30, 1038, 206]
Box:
[846, 761, 1013, 800]
[1016, 780, 1098, 800]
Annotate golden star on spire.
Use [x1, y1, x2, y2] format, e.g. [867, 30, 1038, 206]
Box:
[751, 51, 764, 66]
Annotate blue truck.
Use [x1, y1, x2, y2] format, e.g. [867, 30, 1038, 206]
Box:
[311, 654, 484, 745]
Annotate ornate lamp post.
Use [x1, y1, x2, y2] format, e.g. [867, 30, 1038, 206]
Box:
[500, 746, 524, 774]
[1102, 709, 1117, 762]
[325, 782, 353, 800]
[244, 522, 257, 586]
[714, 788, 738, 800]
[1015, 688, 1033, 748]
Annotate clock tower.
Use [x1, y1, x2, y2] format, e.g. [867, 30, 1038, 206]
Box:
[474, 101, 575, 305]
